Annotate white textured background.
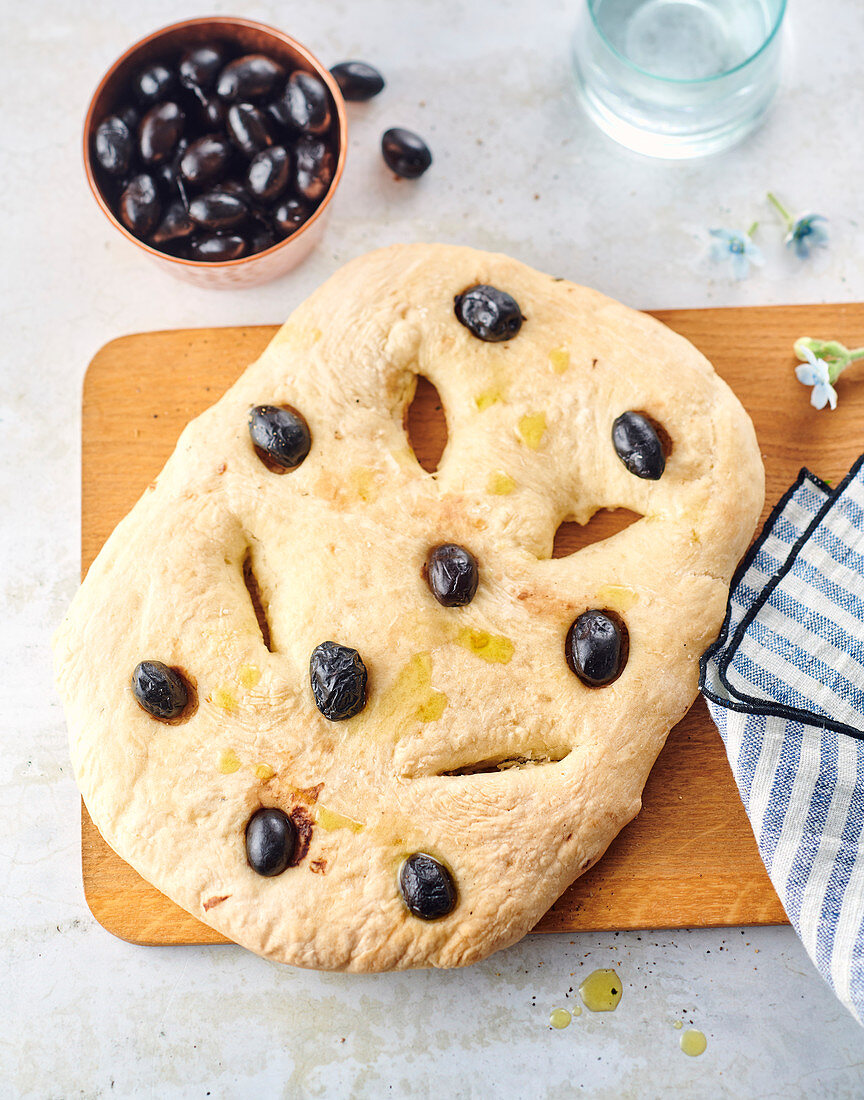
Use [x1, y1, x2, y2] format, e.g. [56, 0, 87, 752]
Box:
[2, 0, 864, 1096]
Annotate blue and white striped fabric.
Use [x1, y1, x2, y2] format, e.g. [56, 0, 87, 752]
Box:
[700, 456, 864, 1026]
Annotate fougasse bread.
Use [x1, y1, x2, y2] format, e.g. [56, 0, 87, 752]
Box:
[54, 244, 764, 970]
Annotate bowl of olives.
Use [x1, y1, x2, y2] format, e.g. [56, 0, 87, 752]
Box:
[84, 17, 347, 288]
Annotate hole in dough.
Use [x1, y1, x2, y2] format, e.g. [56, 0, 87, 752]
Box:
[552, 509, 642, 558]
[404, 375, 448, 474]
[243, 551, 273, 652]
[440, 752, 568, 776]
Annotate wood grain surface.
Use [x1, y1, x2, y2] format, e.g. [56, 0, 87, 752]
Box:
[80, 303, 864, 946]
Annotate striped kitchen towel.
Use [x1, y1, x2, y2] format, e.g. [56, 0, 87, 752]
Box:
[700, 455, 864, 1026]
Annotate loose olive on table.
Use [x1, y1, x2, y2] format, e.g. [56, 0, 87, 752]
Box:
[381, 127, 432, 179]
[330, 60, 385, 101]
[91, 42, 340, 261]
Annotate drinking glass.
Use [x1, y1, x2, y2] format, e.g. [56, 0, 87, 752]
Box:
[572, 0, 787, 158]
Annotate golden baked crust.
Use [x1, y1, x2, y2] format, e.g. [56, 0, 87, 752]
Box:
[54, 244, 764, 970]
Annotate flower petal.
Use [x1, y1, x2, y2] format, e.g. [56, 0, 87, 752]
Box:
[796, 363, 819, 386]
[731, 252, 750, 280]
[746, 241, 765, 266]
[810, 383, 828, 410]
[801, 346, 819, 368]
[794, 212, 827, 227]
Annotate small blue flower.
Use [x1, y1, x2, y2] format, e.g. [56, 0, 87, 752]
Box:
[768, 194, 830, 260]
[786, 213, 829, 259]
[795, 345, 837, 410]
[709, 228, 764, 280]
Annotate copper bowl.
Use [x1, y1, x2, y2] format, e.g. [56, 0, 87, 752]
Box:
[83, 17, 347, 289]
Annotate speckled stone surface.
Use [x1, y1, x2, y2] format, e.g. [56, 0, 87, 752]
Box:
[3, 1, 864, 1096]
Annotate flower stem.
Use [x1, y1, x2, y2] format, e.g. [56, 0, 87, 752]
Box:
[767, 192, 793, 229]
[747, 221, 759, 238]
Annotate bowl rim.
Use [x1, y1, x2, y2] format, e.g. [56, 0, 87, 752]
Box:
[83, 15, 347, 269]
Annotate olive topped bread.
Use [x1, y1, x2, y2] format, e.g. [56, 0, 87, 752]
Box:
[54, 243, 764, 970]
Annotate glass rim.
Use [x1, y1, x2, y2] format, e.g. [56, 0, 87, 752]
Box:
[586, 0, 788, 85]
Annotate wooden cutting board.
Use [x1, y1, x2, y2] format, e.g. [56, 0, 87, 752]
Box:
[81, 302, 864, 945]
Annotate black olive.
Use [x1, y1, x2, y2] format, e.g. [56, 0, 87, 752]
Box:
[217, 179, 253, 205]
[138, 101, 185, 165]
[455, 281, 521, 341]
[186, 233, 247, 261]
[565, 610, 629, 687]
[245, 807, 296, 876]
[381, 127, 432, 179]
[151, 200, 195, 245]
[399, 854, 457, 920]
[611, 412, 666, 480]
[119, 174, 161, 237]
[424, 544, 479, 607]
[217, 54, 285, 101]
[293, 135, 334, 201]
[180, 135, 233, 187]
[330, 60, 385, 101]
[153, 134, 190, 198]
[246, 146, 290, 202]
[265, 97, 293, 133]
[153, 162, 178, 197]
[133, 63, 176, 107]
[188, 190, 248, 230]
[94, 115, 133, 176]
[226, 103, 273, 156]
[272, 196, 312, 239]
[309, 641, 368, 721]
[454, 284, 524, 342]
[131, 660, 189, 719]
[116, 104, 140, 131]
[279, 70, 331, 134]
[179, 44, 224, 91]
[249, 223, 277, 253]
[201, 96, 227, 130]
[248, 404, 311, 470]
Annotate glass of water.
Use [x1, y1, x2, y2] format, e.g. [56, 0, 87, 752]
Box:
[572, 0, 787, 158]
